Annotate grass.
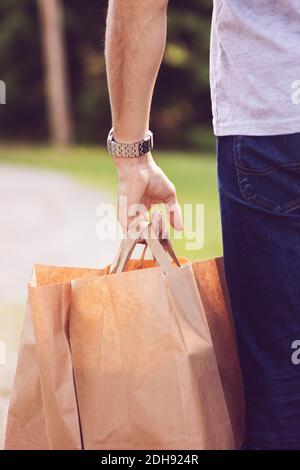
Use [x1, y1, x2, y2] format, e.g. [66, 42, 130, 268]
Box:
[0, 144, 222, 260]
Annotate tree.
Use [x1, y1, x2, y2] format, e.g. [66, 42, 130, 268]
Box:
[37, 0, 73, 145]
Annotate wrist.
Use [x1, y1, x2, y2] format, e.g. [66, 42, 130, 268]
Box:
[113, 152, 154, 175]
[113, 128, 149, 144]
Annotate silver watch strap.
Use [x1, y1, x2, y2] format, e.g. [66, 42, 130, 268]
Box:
[107, 128, 153, 158]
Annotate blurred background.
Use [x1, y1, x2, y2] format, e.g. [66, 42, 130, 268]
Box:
[0, 0, 222, 447]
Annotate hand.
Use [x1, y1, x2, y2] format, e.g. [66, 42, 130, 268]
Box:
[114, 152, 183, 237]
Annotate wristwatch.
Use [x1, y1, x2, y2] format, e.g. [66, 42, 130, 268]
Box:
[107, 128, 154, 158]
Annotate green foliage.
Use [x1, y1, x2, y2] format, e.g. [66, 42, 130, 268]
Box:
[0, 0, 45, 139]
[0, 0, 214, 150]
[157, 0, 213, 149]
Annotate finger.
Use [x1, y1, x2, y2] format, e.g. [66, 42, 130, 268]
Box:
[128, 212, 150, 242]
[165, 195, 183, 231]
[128, 202, 148, 225]
[162, 229, 169, 240]
[136, 211, 165, 243]
[151, 211, 164, 239]
[118, 195, 149, 234]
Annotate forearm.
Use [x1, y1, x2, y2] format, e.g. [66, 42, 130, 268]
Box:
[105, 0, 168, 144]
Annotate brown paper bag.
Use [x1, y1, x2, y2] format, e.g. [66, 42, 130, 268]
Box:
[5, 223, 244, 450]
[192, 258, 245, 448]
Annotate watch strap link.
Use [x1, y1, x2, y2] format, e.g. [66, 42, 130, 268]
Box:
[107, 128, 153, 158]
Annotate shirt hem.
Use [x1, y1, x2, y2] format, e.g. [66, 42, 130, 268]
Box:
[213, 119, 300, 137]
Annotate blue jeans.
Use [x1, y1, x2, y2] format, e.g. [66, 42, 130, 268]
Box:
[217, 134, 300, 450]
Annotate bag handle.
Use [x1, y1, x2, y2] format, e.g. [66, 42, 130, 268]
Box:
[109, 221, 148, 274]
[109, 222, 181, 275]
[137, 238, 181, 269]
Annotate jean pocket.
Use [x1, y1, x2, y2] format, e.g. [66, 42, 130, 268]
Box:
[233, 134, 300, 214]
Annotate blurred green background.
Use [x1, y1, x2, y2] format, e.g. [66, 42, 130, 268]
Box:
[0, 0, 214, 149]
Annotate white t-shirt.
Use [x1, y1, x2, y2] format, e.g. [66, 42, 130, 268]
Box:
[210, 0, 300, 136]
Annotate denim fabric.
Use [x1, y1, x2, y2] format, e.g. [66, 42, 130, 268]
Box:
[217, 134, 300, 450]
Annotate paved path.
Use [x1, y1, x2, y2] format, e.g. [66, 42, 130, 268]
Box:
[0, 164, 120, 302]
[0, 164, 120, 447]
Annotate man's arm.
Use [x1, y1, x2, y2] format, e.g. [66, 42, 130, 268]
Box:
[105, 0, 183, 233]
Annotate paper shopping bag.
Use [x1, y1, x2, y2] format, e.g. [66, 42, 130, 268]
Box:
[192, 257, 245, 448]
[4, 265, 103, 450]
[5, 223, 244, 449]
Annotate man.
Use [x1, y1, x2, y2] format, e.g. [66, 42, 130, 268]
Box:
[105, 0, 300, 449]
